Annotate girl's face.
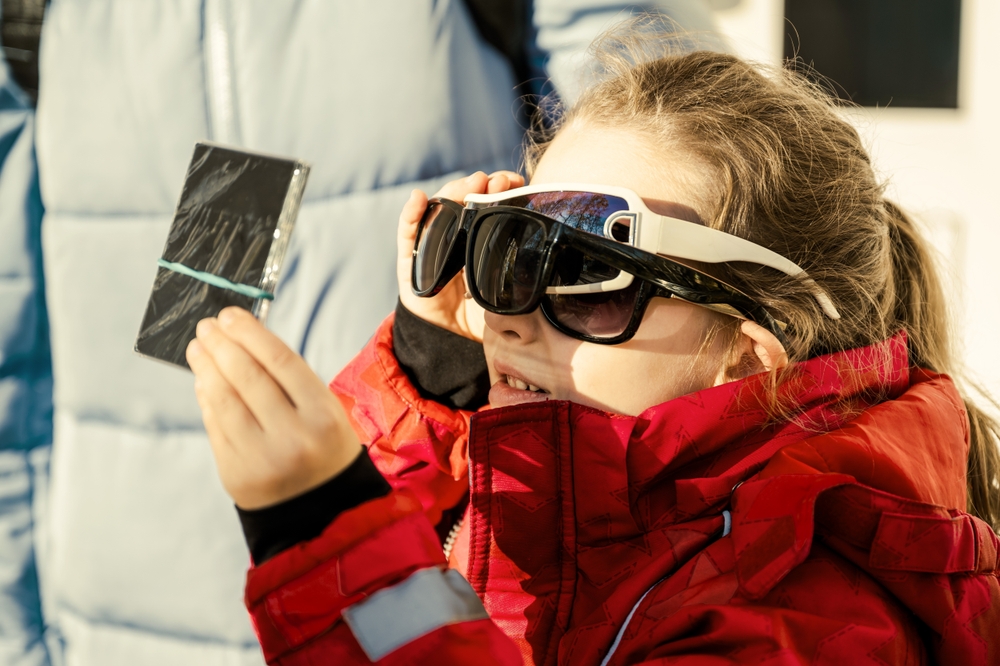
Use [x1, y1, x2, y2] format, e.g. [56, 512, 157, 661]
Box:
[483, 123, 731, 416]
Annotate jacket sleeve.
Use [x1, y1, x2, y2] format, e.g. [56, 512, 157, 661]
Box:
[244, 491, 522, 665]
[329, 314, 475, 528]
[532, 0, 730, 105]
[244, 320, 521, 664]
[0, 57, 54, 665]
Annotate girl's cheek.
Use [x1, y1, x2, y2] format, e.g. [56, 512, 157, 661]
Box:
[481, 332, 499, 385]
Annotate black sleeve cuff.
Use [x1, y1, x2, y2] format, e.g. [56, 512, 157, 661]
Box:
[237, 449, 392, 564]
[392, 300, 491, 411]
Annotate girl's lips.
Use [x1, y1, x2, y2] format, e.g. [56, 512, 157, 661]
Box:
[489, 380, 552, 408]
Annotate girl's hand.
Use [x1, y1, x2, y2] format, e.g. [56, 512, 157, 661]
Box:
[186, 307, 362, 510]
[397, 170, 525, 342]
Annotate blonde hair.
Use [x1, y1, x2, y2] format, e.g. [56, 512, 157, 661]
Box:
[526, 20, 1000, 529]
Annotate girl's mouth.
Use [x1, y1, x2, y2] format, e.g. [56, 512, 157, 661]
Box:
[504, 374, 548, 393]
[489, 373, 552, 408]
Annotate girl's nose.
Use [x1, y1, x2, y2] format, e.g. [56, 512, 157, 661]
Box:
[483, 309, 543, 344]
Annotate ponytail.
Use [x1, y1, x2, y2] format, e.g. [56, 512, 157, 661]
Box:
[966, 398, 1000, 531]
[884, 201, 950, 372]
[885, 201, 1000, 530]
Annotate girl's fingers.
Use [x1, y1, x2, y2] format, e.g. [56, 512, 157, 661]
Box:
[213, 308, 331, 412]
[431, 170, 524, 203]
[194, 385, 237, 462]
[434, 171, 489, 202]
[187, 337, 263, 444]
[194, 318, 297, 429]
[486, 173, 510, 194]
[486, 171, 525, 194]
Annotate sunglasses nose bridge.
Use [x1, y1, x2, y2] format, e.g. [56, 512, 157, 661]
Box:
[458, 205, 475, 224]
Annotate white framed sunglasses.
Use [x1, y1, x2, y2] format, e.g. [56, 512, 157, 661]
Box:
[461, 182, 840, 320]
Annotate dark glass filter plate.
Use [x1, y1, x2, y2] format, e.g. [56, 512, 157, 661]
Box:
[135, 142, 309, 369]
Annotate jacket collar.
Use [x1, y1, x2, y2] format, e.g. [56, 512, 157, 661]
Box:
[464, 333, 916, 664]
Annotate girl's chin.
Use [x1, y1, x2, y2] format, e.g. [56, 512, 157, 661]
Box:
[488, 381, 553, 408]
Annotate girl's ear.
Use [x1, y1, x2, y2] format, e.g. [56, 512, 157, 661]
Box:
[740, 320, 788, 372]
[715, 320, 788, 386]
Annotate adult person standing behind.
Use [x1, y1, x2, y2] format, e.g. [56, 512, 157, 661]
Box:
[0, 1, 51, 664]
[0, 1, 726, 665]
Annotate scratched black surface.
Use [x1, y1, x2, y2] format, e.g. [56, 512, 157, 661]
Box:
[135, 144, 300, 369]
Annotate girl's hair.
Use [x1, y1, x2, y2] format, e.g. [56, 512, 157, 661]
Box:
[525, 19, 1000, 530]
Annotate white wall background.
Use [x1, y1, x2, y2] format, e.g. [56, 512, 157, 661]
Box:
[709, 0, 1000, 406]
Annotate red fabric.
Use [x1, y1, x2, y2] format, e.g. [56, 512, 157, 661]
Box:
[245, 492, 447, 662]
[246, 315, 1000, 665]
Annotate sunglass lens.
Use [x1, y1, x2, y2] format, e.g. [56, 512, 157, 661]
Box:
[471, 212, 547, 311]
[545, 278, 643, 339]
[414, 201, 462, 293]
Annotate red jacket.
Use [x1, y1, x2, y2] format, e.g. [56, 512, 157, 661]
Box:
[244, 317, 1000, 665]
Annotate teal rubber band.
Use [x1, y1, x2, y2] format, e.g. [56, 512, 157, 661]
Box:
[157, 258, 274, 300]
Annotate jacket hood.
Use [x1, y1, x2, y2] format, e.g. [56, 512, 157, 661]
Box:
[759, 363, 969, 509]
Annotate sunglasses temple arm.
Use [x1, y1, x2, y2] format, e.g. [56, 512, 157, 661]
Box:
[650, 215, 840, 320]
[569, 232, 791, 346]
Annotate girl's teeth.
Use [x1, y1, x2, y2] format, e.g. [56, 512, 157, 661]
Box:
[506, 375, 544, 392]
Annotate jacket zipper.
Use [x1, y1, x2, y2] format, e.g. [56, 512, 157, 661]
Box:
[443, 517, 464, 560]
[203, 0, 241, 145]
[600, 510, 733, 666]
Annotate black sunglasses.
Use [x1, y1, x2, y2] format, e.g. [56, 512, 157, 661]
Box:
[413, 198, 787, 345]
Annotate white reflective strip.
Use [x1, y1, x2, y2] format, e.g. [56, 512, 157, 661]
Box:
[342, 568, 488, 661]
[722, 510, 732, 537]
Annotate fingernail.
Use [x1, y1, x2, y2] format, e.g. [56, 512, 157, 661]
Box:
[218, 308, 236, 326]
[196, 318, 217, 336]
[187, 339, 202, 358]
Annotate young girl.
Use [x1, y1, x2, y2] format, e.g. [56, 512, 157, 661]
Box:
[185, 28, 1000, 666]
